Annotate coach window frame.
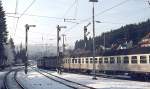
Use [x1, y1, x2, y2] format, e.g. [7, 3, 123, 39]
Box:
[65, 58, 67, 64]
[82, 58, 84, 64]
[110, 57, 115, 64]
[99, 58, 103, 64]
[104, 57, 109, 63]
[149, 55, 150, 63]
[90, 58, 93, 64]
[95, 58, 98, 64]
[78, 58, 81, 63]
[140, 55, 147, 64]
[123, 56, 129, 64]
[131, 56, 138, 64]
[117, 57, 121, 64]
[86, 58, 89, 64]
[72, 58, 75, 64]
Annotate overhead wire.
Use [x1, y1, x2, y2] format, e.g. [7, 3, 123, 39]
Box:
[5, 15, 19, 18]
[15, 0, 18, 14]
[80, 0, 131, 22]
[63, 0, 131, 35]
[13, 17, 19, 37]
[19, 0, 36, 18]
[18, 13, 65, 20]
[74, 0, 78, 19]
[63, 0, 77, 18]
[13, 0, 36, 39]
[7, 0, 132, 44]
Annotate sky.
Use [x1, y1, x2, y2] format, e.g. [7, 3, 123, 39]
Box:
[1, 0, 150, 48]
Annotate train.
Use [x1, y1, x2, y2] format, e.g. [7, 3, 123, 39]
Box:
[37, 56, 57, 70]
[37, 47, 150, 79]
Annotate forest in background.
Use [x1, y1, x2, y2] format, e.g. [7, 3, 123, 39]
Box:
[74, 19, 150, 51]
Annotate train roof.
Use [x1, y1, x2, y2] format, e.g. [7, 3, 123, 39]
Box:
[38, 56, 57, 61]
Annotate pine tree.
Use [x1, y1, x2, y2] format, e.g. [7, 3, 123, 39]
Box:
[0, 1, 8, 57]
[9, 38, 16, 62]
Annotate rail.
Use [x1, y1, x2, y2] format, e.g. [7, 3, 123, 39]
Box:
[3, 69, 27, 89]
[31, 67, 96, 89]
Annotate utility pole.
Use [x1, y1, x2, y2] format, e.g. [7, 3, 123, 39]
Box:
[84, 23, 91, 50]
[25, 24, 36, 74]
[84, 26, 87, 49]
[104, 33, 106, 52]
[57, 25, 60, 74]
[57, 25, 66, 74]
[89, 0, 98, 80]
[62, 34, 66, 55]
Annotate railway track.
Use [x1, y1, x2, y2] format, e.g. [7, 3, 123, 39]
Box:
[31, 67, 96, 89]
[3, 69, 26, 89]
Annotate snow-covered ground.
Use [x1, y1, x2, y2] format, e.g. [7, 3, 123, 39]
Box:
[17, 70, 72, 89]
[41, 69, 150, 89]
[16, 67, 150, 89]
[0, 71, 7, 89]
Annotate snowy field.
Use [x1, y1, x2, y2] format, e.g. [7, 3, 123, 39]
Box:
[16, 67, 150, 89]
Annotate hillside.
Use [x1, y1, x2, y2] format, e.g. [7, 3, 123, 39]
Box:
[74, 19, 150, 51]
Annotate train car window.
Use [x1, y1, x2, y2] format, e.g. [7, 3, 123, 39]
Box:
[123, 56, 129, 64]
[68, 59, 70, 63]
[131, 60, 137, 64]
[78, 59, 81, 63]
[149, 56, 150, 63]
[82, 58, 84, 63]
[86, 58, 89, 63]
[131, 56, 137, 64]
[67, 59, 69, 63]
[140, 56, 147, 63]
[132, 56, 137, 59]
[90, 58, 93, 63]
[117, 57, 121, 63]
[99, 58, 103, 64]
[72, 59, 74, 63]
[104, 58, 108, 63]
[110, 57, 115, 64]
[95, 58, 97, 63]
[75, 59, 77, 63]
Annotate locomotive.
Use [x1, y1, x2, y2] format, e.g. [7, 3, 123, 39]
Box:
[37, 56, 57, 70]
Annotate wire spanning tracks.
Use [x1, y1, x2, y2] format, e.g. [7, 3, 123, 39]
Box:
[4, 69, 26, 89]
[32, 68, 96, 89]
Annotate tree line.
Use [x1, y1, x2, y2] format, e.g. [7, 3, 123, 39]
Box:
[74, 19, 150, 51]
[0, 1, 8, 59]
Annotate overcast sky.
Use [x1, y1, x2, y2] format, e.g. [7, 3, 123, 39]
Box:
[1, 0, 150, 48]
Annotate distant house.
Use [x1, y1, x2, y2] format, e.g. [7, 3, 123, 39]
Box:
[139, 33, 150, 47]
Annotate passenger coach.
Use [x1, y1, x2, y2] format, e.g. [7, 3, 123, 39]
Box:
[63, 47, 150, 78]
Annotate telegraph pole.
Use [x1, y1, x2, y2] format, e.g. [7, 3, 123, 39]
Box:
[25, 24, 29, 74]
[104, 33, 106, 52]
[84, 26, 87, 49]
[57, 25, 66, 74]
[57, 25, 60, 73]
[89, 0, 98, 80]
[25, 24, 36, 74]
[84, 23, 91, 50]
[62, 34, 66, 55]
